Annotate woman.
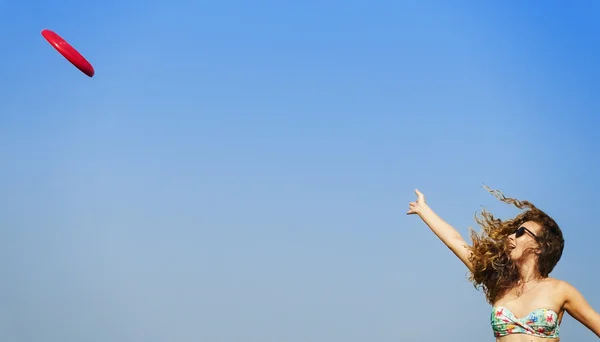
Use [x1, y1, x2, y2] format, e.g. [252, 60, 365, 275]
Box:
[407, 186, 600, 340]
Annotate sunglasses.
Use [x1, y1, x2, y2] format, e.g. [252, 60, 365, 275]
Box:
[515, 226, 538, 240]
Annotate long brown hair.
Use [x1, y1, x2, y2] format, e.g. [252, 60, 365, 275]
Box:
[467, 186, 565, 304]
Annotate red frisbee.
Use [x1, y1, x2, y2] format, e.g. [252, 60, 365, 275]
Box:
[41, 29, 95, 77]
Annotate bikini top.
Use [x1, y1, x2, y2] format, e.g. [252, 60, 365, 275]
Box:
[491, 306, 560, 338]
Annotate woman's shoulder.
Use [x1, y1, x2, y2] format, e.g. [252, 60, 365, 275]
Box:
[542, 277, 576, 299]
[543, 277, 573, 288]
[540, 277, 566, 288]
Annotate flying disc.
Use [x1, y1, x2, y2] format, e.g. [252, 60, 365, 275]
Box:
[41, 29, 95, 77]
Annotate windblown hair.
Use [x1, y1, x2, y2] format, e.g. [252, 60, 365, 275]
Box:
[467, 186, 565, 304]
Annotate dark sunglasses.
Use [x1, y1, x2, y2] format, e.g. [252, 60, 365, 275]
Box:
[515, 226, 538, 240]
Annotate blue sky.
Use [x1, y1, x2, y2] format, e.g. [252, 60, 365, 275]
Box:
[1, 0, 599, 341]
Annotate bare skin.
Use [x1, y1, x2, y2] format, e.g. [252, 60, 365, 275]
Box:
[407, 189, 600, 341]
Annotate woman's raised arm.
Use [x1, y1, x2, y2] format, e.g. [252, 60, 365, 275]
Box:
[407, 189, 473, 271]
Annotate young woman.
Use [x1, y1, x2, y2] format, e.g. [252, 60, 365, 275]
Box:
[407, 186, 600, 341]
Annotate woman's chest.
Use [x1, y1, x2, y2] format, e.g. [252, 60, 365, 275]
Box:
[494, 282, 564, 318]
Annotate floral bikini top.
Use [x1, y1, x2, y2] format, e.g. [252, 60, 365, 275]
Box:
[491, 306, 560, 338]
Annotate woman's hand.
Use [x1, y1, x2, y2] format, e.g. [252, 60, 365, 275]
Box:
[407, 189, 428, 215]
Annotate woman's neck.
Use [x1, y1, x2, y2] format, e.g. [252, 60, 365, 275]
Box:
[517, 259, 541, 283]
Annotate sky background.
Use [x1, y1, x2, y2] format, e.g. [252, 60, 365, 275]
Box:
[1, 0, 599, 341]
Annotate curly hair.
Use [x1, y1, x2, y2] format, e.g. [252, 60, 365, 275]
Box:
[467, 186, 565, 304]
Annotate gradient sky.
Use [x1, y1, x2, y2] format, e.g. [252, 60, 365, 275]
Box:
[1, 1, 599, 341]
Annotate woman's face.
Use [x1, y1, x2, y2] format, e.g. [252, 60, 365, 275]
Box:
[507, 221, 542, 261]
